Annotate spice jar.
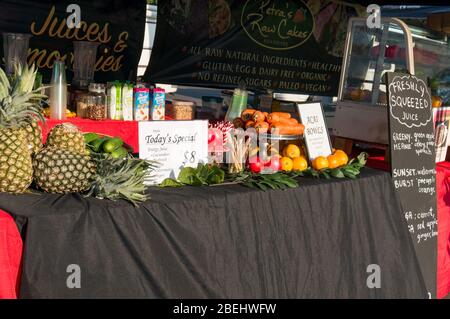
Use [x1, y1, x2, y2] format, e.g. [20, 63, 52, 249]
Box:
[167, 100, 196, 120]
[86, 83, 107, 120]
[74, 88, 90, 118]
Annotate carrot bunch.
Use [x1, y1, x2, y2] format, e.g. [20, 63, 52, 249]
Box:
[233, 109, 305, 136]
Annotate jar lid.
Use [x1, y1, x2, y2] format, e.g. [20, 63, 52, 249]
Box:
[172, 100, 196, 106]
[89, 83, 105, 93]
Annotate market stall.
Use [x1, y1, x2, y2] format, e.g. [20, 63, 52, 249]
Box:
[0, 0, 449, 300]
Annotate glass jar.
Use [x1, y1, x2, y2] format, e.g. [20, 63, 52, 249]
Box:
[167, 100, 196, 120]
[86, 83, 107, 120]
[74, 88, 90, 118]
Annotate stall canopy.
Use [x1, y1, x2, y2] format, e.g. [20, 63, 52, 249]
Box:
[381, 5, 450, 18]
[145, 0, 367, 96]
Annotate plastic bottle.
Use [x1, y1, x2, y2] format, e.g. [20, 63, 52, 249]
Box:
[225, 88, 248, 122]
[49, 60, 67, 120]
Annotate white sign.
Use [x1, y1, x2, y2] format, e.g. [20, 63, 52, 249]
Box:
[139, 120, 209, 184]
[297, 102, 332, 160]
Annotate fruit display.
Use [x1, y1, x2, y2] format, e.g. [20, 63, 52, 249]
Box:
[31, 123, 155, 204]
[46, 123, 87, 154]
[33, 148, 96, 193]
[235, 109, 305, 136]
[86, 155, 156, 206]
[0, 63, 46, 194]
[312, 150, 349, 171]
[43, 107, 76, 118]
[279, 144, 308, 172]
[84, 133, 132, 159]
[300, 150, 366, 180]
[432, 95, 443, 108]
[312, 156, 329, 171]
[0, 64, 154, 205]
[21, 119, 43, 155]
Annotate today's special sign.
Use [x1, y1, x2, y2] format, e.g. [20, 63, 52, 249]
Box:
[139, 121, 209, 184]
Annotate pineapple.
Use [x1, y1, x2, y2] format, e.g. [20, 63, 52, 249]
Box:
[0, 64, 46, 194]
[21, 119, 43, 154]
[13, 63, 44, 155]
[0, 129, 33, 193]
[33, 148, 96, 194]
[46, 123, 86, 154]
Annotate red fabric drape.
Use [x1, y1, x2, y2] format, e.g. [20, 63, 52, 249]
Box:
[436, 162, 450, 298]
[0, 210, 22, 299]
[40, 118, 140, 153]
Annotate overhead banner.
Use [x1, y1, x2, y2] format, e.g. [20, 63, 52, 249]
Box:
[145, 0, 364, 96]
[0, 0, 146, 82]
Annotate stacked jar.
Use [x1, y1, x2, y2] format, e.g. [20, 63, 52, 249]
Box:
[86, 83, 107, 120]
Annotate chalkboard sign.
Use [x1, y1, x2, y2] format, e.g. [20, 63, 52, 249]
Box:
[387, 72, 437, 298]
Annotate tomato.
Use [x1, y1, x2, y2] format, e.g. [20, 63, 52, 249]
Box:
[208, 129, 216, 143]
[248, 156, 263, 173]
[264, 156, 281, 172]
[208, 128, 222, 144]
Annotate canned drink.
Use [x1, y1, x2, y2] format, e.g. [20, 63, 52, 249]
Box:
[151, 88, 165, 121]
[122, 82, 133, 121]
[133, 88, 150, 121]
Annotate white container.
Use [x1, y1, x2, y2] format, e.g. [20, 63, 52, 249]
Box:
[49, 60, 67, 120]
[107, 82, 122, 120]
[122, 83, 134, 121]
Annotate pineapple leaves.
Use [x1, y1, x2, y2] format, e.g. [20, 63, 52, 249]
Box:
[0, 63, 46, 129]
[87, 154, 158, 207]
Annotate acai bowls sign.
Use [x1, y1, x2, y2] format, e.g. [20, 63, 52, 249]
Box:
[241, 0, 314, 50]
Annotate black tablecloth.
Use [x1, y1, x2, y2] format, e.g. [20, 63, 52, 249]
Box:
[0, 168, 427, 298]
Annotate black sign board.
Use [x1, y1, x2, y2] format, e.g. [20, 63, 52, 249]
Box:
[145, 0, 364, 96]
[0, 0, 146, 83]
[387, 72, 437, 298]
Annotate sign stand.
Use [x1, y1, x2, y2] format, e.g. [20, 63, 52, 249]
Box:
[297, 102, 333, 161]
[387, 72, 437, 298]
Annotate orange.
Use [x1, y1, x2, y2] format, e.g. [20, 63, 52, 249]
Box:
[334, 150, 349, 166]
[282, 144, 301, 159]
[327, 154, 341, 169]
[432, 96, 443, 108]
[312, 156, 329, 171]
[280, 157, 294, 172]
[292, 156, 308, 171]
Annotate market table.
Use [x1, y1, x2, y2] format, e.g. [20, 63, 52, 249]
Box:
[0, 168, 427, 298]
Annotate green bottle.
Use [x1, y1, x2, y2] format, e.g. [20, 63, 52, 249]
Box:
[225, 88, 248, 122]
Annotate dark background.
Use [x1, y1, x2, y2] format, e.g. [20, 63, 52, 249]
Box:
[0, 0, 146, 83]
